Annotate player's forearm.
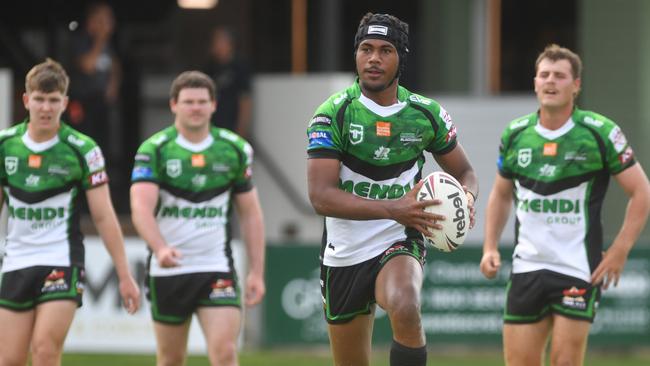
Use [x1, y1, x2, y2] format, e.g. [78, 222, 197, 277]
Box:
[611, 189, 650, 253]
[93, 213, 132, 280]
[483, 190, 512, 252]
[131, 209, 168, 254]
[239, 211, 266, 276]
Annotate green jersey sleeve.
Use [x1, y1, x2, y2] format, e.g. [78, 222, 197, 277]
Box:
[131, 130, 167, 184]
[409, 94, 457, 155]
[217, 128, 254, 193]
[306, 91, 347, 159]
[582, 112, 636, 175]
[60, 126, 108, 190]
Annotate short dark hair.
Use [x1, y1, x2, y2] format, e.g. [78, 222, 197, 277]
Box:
[25, 58, 69, 95]
[169, 71, 216, 101]
[535, 44, 582, 80]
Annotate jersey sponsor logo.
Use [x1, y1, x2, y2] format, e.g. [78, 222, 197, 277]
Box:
[84, 147, 105, 173]
[333, 92, 347, 105]
[619, 146, 634, 164]
[0, 126, 18, 138]
[510, 119, 529, 130]
[135, 153, 151, 162]
[132, 166, 153, 180]
[159, 205, 225, 218]
[219, 129, 239, 143]
[89, 171, 108, 186]
[543, 142, 557, 156]
[209, 279, 236, 300]
[28, 154, 42, 168]
[367, 25, 388, 35]
[245, 166, 253, 179]
[349, 123, 364, 145]
[517, 148, 532, 167]
[212, 163, 230, 173]
[309, 115, 332, 127]
[243, 143, 254, 165]
[445, 125, 457, 143]
[191, 154, 205, 167]
[340, 180, 412, 200]
[152, 134, 168, 145]
[518, 198, 580, 213]
[608, 126, 628, 153]
[376, 121, 391, 137]
[439, 107, 453, 130]
[308, 130, 334, 149]
[400, 131, 423, 145]
[583, 116, 603, 128]
[192, 174, 207, 187]
[538, 164, 557, 177]
[373, 146, 390, 160]
[42, 270, 69, 293]
[4, 156, 18, 175]
[8, 205, 66, 220]
[25, 174, 40, 187]
[409, 94, 432, 105]
[48, 165, 69, 175]
[67, 134, 86, 147]
[564, 151, 587, 161]
[166, 159, 182, 178]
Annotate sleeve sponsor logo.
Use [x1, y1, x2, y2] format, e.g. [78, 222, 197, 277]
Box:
[67, 134, 86, 147]
[244, 166, 253, 179]
[309, 115, 332, 127]
[131, 166, 153, 180]
[445, 126, 457, 143]
[89, 171, 108, 186]
[84, 147, 105, 173]
[409, 94, 432, 105]
[583, 116, 604, 128]
[510, 119, 529, 130]
[439, 107, 454, 130]
[308, 130, 334, 148]
[619, 146, 634, 164]
[243, 142, 254, 165]
[135, 153, 151, 162]
[608, 126, 628, 153]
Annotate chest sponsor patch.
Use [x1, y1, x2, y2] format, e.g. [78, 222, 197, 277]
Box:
[191, 154, 205, 168]
[543, 142, 557, 156]
[28, 154, 42, 168]
[376, 121, 391, 137]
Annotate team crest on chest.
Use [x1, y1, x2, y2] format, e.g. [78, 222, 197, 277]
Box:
[4, 156, 17, 175]
[166, 159, 182, 178]
[518, 148, 532, 168]
[349, 123, 364, 145]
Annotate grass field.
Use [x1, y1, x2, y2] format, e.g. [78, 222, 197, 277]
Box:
[61, 349, 650, 366]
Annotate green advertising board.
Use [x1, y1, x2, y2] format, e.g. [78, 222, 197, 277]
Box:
[263, 245, 650, 347]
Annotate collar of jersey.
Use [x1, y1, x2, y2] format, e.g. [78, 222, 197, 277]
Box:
[175, 132, 214, 152]
[534, 115, 575, 140]
[22, 130, 60, 152]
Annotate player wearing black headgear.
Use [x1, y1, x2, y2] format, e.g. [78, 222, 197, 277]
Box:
[354, 12, 409, 83]
[307, 11, 478, 366]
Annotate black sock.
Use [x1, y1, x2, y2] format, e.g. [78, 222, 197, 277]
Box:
[390, 339, 427, 366]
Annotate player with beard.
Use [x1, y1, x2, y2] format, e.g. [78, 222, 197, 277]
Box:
[306, 12, 478, 366]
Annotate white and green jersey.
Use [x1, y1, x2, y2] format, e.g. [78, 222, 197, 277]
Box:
[498, 108, 636, 282]
[307, 81, 458, 267]
[131, 126, 253, 276]
[0, 121, 108, 273]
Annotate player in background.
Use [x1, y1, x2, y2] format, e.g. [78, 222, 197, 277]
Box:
[306, 13, 478, 366]
[0, 58, 140, 366]
[130, 71, 265, 366]
[480, 44, 650, 366]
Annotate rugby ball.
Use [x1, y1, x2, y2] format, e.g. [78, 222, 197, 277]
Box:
[417, 171, 469, 252]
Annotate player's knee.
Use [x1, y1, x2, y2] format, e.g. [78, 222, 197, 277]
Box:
[30, 340, 63, 365]
[157, 349, 187, 366]
[387, 298, 421, 328]
[214, 340, 238, 364]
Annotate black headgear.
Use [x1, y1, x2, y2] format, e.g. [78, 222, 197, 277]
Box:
[354, 13, 410, 77]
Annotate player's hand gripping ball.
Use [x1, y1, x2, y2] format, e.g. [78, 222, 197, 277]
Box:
[418, 171, 469, 252]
